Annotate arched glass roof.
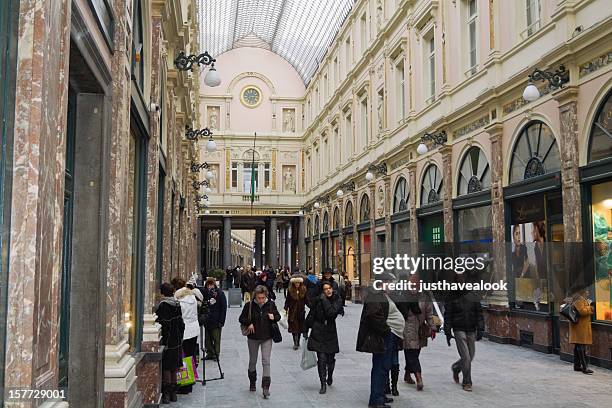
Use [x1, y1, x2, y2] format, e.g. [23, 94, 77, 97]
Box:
[198, 0, 355, 84]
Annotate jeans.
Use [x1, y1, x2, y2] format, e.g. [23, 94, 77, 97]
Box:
[452, 331, 476, 385]
[247, 338, 273, 377]
[369, 333, 398, 406]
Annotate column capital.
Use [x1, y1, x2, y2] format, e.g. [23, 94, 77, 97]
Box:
[485, 122, 504, 140]
[553, 85, 579, 107]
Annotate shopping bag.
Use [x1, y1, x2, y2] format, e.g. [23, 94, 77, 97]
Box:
[176, 355, 196, 387]
[278, 310, 288, 330]
[300, 339, 317, 370]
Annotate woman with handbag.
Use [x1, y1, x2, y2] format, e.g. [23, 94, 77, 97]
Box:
[155, 283, 184, 404]
[173, 277, 200, 395]
[304, 281, 344, 394]
[238, 285, 281, 398]
[401, 278, 435, 391]
[284, 275, 307, 350]
[568, 289, 594, 374]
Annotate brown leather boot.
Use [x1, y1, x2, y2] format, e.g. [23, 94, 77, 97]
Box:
[415, 373, 423, 391]
[248, 370, 257, 391]
[262, 376, 271, 398]
[404, 371, 415, 384]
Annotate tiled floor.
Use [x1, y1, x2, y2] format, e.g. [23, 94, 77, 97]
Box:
[171, 291, 612, 408]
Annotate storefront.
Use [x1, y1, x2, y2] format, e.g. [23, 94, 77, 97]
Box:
[503, 120, 563, 353]
[453, 146, 493, 284]
[343, 200, 356, 282]
[418, 164, 445, 261]
[391, 176, 411, 257]
[576, 89, 612, 368]
[358, 194, 371, 284]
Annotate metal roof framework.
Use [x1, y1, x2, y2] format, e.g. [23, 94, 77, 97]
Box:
[198, 0, 355, 84]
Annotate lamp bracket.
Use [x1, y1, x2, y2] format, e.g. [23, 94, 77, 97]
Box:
[174, 51, 216, 71]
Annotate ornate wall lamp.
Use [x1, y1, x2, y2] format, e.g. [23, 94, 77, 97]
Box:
[417, 131, 447, 155]
[365, 162, 388, 182]
[522, 64, 570, 102]
[336, 180, 356, 198]
[185, 126, 217, 152]
[174, 51, 221, 87]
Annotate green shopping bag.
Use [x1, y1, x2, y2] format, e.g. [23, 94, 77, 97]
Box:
[176, 356, 196, 387]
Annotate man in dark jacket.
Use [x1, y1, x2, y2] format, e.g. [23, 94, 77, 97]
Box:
[443, 287, 484, 392]
[356, 274, 405, 408]
[305, 269, 320, 308]
[319, 267, 339, 295]
[203, 277, 227, 360]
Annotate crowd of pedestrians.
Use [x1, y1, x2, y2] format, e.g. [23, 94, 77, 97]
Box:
[155, 263, 596, 407]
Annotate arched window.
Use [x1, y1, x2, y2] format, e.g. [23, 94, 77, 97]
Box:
[393, 177, 408, 213]
[509, 120, 560, 184]
[360, 194, 370, 222]
[345, 201, 354, 226]
[588, 90, 612, 163]
[306, 219, 312, 236]
[322, 211, 329, 232]
[457, 146, 491, 195]
[333, 206, 341, 230]
[420, 164, 443, 206]
[314, 214, 320, 235]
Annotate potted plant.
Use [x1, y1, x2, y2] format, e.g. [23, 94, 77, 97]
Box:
[207, 268, 225, 287]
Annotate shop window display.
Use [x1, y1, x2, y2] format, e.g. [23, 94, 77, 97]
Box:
[591, 181, 612, 321]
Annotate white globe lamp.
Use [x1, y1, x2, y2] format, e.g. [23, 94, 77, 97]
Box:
[417, 143, 428, 155]
[522, 81, 540, 102]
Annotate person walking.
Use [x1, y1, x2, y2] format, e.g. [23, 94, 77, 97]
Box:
[275, 268, 284, 293]
[202, 277, 227, 360]
[402, 277, 435, 391]
[257, 270, 276, 301]
[345, 275, 352, 302]
[443, 284, 484, 392]
[282, 267, 291, 297]
[356, 273, 404, 408]
[284, 275, 307, 350]
[305, 281, 344, 394]
[238, 285, 281, 399]
[173, 277, 200, 395]
[568, 289, 594, 374]
[241, 267, 257, 303]
[155, 283, 184, 404]
[332, 269, 346, 306]
[320, 267, 339, 295]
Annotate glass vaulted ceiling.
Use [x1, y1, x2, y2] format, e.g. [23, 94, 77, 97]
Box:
[198, 0, 355, 84]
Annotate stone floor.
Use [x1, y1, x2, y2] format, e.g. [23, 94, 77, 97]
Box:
[171, 291, 612, 408]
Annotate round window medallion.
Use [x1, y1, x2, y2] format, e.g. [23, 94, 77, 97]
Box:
[241, 85, 262, 108]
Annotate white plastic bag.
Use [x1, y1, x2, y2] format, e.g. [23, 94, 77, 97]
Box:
[279, 310, 288, 330]
[300, 339, 317, 370]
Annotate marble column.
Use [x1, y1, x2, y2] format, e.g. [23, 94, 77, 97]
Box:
[269, 217, 279, 269]
[298, 216, 306, 271]
[555, 86, 582, 242]
[255, 227, 263, 268]
[440, 145, 454, 242]
[383, 176, 392, 257]
[223, 217, 232, 270]
[351, 192, 360, 287]
[286, 225, 292, 268]
[264, 218, 271, 266]
[280, 225, 286, 267]
[368, 184, 376, 284]
[487, 123, 509, 306]
[202, 228, 209, 276]
[407, 163, 419, 246]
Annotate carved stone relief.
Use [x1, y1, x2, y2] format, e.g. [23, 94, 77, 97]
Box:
[207, 106, 220, 130]
[282, 165, 297, 193]
[282, 108, 296, 132]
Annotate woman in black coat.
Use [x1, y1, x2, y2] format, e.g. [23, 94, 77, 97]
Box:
[155, 283, 185, 403]
[238, 285, 281, 398]
[305, 281, 344, 394]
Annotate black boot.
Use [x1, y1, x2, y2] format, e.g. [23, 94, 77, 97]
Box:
[390, 364, 400, 396]
[384, 377, 391, 395]
[327, 359, 335, 386]
[248, 370, 257, 391]
[168, 383, 177, 402]
[580, 348, 593, 374]
[262, 376, 271, 398]
[318, 360, 327, 394]
[573, 346, 582, 371]
[161, 384, 170, 404]
[293, 333, 300, 350]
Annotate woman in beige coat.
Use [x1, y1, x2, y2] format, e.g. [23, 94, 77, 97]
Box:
[569, 290, 594, 374]
[402, 277, 435, 391]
